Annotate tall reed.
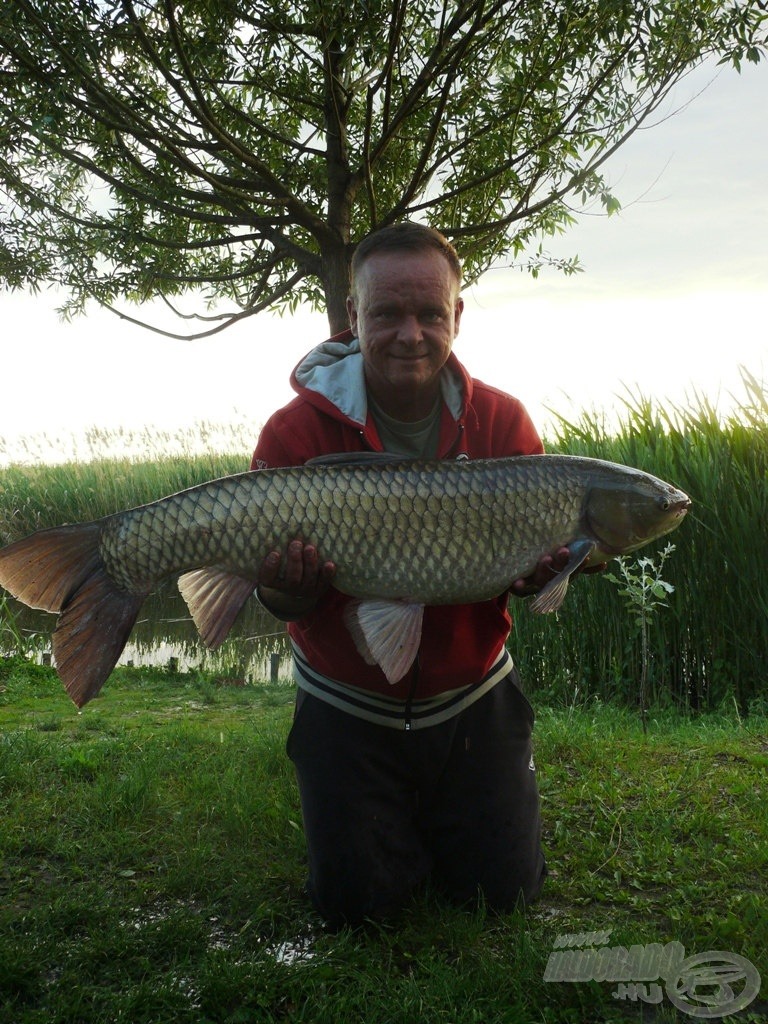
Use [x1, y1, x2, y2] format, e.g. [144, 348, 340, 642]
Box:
[514, 369, 767, 711]
[0, 451, 249, 538]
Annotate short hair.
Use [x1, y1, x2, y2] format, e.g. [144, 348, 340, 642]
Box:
[350, 222, 462, 298]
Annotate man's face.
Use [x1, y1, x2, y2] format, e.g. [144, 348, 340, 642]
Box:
[347, 249, 463, 415]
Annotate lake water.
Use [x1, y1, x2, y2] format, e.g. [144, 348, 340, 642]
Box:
[1, 585, 293, 683]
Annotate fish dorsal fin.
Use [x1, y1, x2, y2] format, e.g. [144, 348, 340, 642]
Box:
[343, 599, 424, 684]
[178, 567, 256, 649]
[528, 539, 596, 614]
[305, 451, 417, 467]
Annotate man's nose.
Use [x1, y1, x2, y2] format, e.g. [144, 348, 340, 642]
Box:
[396, 315, 423, 343]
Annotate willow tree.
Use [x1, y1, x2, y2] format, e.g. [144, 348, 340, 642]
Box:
[0, 1, 764, 336]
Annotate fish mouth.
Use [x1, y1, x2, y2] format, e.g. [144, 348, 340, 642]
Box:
[663, 495, 691, 526]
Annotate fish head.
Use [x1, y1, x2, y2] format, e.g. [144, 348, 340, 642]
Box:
[584, 471, 691, 557]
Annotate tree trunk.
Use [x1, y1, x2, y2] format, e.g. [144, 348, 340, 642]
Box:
[321, 241, 353, 335]
[321, 38, 358, 336]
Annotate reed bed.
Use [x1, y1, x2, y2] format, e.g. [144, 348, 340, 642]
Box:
[0, 419, 254, 534]
[515, 369, 767, 712]
[0, 417, 260, 471]
[0, 372, 765, 712]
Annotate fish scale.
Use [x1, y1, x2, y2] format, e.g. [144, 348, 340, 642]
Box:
[0, 454, 690, 706]
[106, 458, 581, 603]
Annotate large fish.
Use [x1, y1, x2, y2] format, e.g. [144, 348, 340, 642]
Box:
[0, 453, 690, 707]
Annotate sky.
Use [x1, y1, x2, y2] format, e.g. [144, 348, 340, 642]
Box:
[1, 56, 766, 464]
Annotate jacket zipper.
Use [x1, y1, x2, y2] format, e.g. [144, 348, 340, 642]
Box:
[357, 414, 464, 731]
[403, 658, 420, 731]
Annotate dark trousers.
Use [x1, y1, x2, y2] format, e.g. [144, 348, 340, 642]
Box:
[286, 668, 546, 927]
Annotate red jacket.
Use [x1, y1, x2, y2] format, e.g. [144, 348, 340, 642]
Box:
[251, 331, 544, 699]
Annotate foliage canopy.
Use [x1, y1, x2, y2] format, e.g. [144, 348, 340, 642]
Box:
[0, 0, 765, 334]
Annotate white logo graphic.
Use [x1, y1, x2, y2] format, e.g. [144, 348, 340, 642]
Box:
[544, 932, 761, 1018]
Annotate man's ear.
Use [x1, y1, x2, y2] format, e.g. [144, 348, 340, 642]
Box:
[346, 294, 358, 334]
[453, 296, 464, 336]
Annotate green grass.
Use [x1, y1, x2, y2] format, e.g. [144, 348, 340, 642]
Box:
[1, 660, 765, 1023]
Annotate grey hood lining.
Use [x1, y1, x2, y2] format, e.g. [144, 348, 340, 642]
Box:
[293, 335, 464, 426]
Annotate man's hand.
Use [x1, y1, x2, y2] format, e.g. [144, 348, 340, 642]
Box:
[256, 539, 336, 620]
[511, 546, 607, 599]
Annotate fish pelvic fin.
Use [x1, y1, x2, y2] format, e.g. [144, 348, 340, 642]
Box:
[178, 567, 256, 649]
[529, 539, 595, 615]
[0, 523, 144, 707]
[343, 599, 424, 684]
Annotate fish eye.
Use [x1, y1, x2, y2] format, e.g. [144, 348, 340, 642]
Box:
[660, 498, 670, 511]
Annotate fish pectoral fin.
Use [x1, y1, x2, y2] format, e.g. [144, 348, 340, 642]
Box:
[343, 599, 424, 685]
[529, 539, 596, 615]
[178, 567, 256, 649]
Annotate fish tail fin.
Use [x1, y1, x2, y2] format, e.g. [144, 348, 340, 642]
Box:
[0, 523, 103, 612]
[0, 524, 143, 707]
[53, 568, 144, 708]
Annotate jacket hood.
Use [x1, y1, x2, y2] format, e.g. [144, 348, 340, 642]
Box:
[291, 329, 470, 428]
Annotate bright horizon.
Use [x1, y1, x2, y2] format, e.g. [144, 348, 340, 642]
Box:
[1, 58, 765, 465]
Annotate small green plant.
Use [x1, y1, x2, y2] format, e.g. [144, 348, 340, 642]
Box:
[0, 594, 39, 659]
[604, 543, 676, 732]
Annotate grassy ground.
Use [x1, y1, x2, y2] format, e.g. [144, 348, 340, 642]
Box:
[0, 660, 765, 1024]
